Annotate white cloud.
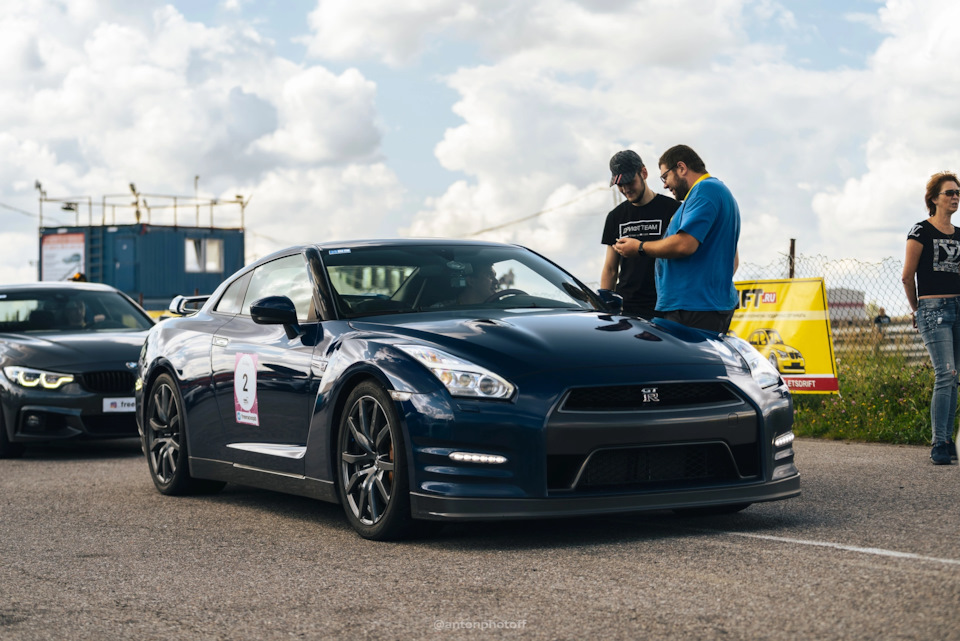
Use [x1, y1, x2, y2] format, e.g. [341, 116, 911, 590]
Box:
[4, 0, 960, 304]
[302, 0, 486, 67]
[0, 1, 401, 285]
[251, 66, 381, 163]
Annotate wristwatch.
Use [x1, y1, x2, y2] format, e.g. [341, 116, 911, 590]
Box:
[638, 240, 646, 255]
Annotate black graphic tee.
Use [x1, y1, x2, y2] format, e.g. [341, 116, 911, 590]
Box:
[601, 194, 679, 310]
[907, 220, 960, 296]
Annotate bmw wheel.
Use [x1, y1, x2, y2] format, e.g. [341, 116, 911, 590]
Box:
[145, 373, 224, 495]
[337, 381, 416, 540]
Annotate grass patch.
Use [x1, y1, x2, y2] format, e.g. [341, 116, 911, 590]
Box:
[793, 353, 933, 444]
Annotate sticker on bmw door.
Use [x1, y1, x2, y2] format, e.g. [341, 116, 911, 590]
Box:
[234, 352, 260, 425]
[103, 398, 135, 412]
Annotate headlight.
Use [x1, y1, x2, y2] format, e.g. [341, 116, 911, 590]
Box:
[709, 337, 782, 389]
[396, 345, 515, 400]
[774, 349, 788, 357]
[3, 366, 75, 390]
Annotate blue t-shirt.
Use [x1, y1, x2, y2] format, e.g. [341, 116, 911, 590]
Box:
[654, 177, 740, 312]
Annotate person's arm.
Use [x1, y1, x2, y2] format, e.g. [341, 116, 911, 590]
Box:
[902, 238, 923, 326]
[733, 249, 739, 275]
[614, 231, 699, 258]
[601, 245, 621, 290]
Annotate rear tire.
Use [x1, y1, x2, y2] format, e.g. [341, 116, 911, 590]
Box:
[144, 373, 225, 495]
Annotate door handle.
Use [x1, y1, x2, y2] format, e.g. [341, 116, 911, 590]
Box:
[212, 336, 229, 347]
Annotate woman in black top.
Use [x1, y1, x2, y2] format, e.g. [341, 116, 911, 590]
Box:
[902, 171, 960, 465]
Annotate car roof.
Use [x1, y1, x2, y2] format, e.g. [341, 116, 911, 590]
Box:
[0, 282, 121, 293]
[250, 238, 521, 267]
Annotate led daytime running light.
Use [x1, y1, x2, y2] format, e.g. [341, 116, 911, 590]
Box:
[3, 366, 75, 390]
[449, 452, 507, 464]
[774, 432, 795, 448]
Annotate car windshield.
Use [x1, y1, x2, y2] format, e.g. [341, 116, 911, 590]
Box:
[322, 244, 598, 318]
[0, 289, 154, 333]
[767, 330, 785, 344]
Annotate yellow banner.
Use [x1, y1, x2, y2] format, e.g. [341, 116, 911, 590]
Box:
[731, 278, 839, 394]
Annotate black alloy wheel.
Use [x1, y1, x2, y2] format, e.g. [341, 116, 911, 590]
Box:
[145, 373, 224, 495]
[337, 381, 417, 540]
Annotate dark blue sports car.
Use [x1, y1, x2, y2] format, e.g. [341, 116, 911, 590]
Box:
[135, 239, 798, 540]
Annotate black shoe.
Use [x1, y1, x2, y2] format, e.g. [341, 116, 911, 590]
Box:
[931, 442, 952, 465]
[948, 440, 958, 461]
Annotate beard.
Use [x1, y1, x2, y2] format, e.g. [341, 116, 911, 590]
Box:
[673, 175, 691, 201]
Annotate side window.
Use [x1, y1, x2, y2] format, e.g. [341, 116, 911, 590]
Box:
[241, 254, 315, 322]
[214, 273, 251, 315]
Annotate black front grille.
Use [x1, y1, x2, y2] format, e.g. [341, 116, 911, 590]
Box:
[80, 370, 136, 394]
[561, 383, 739, 412]
[572, 443, 740, 490]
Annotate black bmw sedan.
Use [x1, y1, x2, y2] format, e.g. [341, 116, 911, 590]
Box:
[136, 239, 799, 540]
[0, 282, 154, 457]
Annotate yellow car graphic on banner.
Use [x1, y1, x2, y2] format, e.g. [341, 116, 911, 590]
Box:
[731, 278, 839, 394]
[746, 328, 806, 374]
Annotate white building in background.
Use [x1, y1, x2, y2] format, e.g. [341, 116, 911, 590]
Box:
[827, 287, 866, 322]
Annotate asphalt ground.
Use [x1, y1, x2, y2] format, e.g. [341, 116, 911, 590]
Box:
[1, 438, 958, 641]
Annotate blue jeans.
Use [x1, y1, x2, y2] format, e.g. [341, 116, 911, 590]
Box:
[917, 297, 960, 445]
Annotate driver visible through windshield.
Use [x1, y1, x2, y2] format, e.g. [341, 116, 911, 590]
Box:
[322, 244, 598, 318]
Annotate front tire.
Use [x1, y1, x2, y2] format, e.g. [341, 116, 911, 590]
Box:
[144, 373, 224, 495]
[337, 381, 417, 540]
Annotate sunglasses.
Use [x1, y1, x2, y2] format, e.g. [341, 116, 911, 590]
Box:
[940, 189, 960, 197]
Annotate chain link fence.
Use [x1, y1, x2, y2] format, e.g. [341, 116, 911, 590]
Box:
[738, 254, 924, 371]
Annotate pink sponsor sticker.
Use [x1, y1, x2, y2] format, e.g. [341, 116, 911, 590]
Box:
[234, 353, 259, 425]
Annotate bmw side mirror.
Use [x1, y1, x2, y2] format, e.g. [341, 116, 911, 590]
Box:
[595, 289, 623, 314]
[250, 296, 302, 339]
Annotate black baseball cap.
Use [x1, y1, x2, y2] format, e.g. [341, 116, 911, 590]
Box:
[609, 150, 643, 187]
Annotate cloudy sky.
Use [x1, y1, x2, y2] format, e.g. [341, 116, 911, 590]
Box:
[1, 0, 956, 289]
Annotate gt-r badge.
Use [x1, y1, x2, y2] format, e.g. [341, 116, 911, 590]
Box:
[641, 387, 660, 403]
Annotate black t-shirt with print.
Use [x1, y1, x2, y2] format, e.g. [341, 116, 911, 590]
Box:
[601, 194, 679, 310]
[907, 219, 960, 297]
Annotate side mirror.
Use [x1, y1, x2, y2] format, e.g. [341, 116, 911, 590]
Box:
[595, 289, 623, 314]
[250, 296, 301, 339]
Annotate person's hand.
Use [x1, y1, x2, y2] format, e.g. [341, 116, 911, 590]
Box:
[614, 237, 640, 257]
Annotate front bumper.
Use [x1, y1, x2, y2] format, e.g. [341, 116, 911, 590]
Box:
[2, 387, 138, 442]
[411, 473, 800, 520]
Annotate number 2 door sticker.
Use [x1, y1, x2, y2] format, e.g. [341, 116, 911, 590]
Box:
[234, 353, 260, 425]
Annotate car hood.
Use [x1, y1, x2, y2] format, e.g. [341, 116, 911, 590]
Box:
[0, 330, 148, 372]
[348, 310, 727, 375]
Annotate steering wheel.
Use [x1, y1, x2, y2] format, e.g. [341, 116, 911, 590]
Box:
[484, 288, 527, 303]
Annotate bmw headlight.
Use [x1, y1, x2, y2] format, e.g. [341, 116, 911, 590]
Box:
[3, 366, 75, 390]
[396, 345, 515, 400]
[709, 337, 782, 389]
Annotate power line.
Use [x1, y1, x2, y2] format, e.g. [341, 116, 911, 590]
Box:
[463, 186, 608, 238]
[0, 201, 37, 218]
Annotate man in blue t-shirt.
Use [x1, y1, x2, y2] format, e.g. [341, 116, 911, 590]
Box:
[613, 144, 740, 333]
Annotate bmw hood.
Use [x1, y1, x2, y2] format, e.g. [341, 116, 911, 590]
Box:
[349, 310, 727, 375]
[0, 331, 148, 373]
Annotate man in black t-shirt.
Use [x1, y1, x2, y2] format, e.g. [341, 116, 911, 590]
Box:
[601, 150, 679, 318]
